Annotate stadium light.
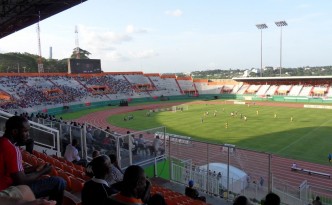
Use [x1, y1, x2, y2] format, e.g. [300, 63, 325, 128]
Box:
[256, 24, 268, 77]
[275, 20, 288, 76]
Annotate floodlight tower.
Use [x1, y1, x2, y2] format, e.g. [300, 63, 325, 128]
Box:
[256, 23, 268, 77]
[37, 11, 44, 73]
[75, 25, 80, 59]
[275, 20, 287, 76]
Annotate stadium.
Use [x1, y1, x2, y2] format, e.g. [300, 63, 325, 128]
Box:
[1, 1, 332, 205]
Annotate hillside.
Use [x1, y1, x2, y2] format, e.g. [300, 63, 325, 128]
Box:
[0, 52, 68, 73]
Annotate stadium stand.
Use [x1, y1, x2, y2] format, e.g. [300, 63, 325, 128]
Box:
[299, 85, 313, 96]
[236, 84, 249, 94]
[177, 76, 197, 95]
[288, 85, 303, 96]
[265, 85, 278, 96]
[256, 84, 270, 96]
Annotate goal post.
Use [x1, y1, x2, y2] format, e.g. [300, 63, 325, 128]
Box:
[172, 104, 188, 112]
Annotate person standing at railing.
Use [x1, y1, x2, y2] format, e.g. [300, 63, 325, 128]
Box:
[64, 139, 87, 167]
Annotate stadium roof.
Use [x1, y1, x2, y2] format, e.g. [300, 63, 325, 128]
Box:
[0, 0, 87, 39]
[233, 76, 332, 81]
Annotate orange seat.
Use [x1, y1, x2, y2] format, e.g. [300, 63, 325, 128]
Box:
[29, 155, 38, 166]
[37, 158, 45, 166]
[66, 161, 75, 167]
[45, 156, 55, 165]
[58, 157, 67, 163]
[58, 171, 72, 191]
[63, 165, 74, 175]
[54, 160, 64, 170]
[73, 164, 85, 172]
[72, 169, 85, 179]
[69, 176, 84, 193]
[50, 167, 59, 176]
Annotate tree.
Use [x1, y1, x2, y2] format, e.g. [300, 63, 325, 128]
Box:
[70, 48, 91, 59]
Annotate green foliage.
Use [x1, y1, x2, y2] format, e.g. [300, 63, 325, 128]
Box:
[0, 52, 69, 73]
[0, 52, 38, 72]
[0, 49, 93, 73]
[190, 66, 332, 79]
[70, 47, 91, 59]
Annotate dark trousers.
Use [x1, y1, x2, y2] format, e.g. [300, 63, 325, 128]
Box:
[28, 176, 66, 205]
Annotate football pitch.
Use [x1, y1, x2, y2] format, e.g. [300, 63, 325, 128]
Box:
[106, 103, 332, 165]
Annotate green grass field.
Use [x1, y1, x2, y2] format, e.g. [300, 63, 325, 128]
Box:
[57, 100, 332, 164]
[105, 102, 332, 164]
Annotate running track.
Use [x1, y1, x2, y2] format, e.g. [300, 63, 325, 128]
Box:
[75, 101, 332, 191]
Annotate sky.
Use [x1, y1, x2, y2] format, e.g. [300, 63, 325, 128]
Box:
[1, 0, 332, 73]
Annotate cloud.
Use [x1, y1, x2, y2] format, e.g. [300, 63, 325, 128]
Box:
[165, 9, 183, 17]
[105, 51, 129, 62]
[79, 25, 132, 53]
[126, 25, 147, 34]
[129, 49, 158, 59]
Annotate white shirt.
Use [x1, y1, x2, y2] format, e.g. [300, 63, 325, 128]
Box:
[64, 144, 80, 162]
[153, 138, 162, 150]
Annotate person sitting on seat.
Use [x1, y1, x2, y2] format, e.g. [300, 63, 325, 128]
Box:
[312, 196, 322, 205]
[64, 139, 87, 167]
[104, 165, 165, 205]
[185, 180, 206, 202]
[233, 195, 249, 205]
[0, 116, 66, 205]
[82, 155, 117, 205]
[106, 154, 123, 186]
[264, 192, 280, 205]
[0, 185, 56, 205]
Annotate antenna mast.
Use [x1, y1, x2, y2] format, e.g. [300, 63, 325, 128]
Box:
[75, 25, 80, 59]
[37, 11, 44, 73]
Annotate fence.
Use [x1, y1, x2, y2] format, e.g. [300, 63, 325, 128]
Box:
[3, 109, 332, 204]
[167, 136, 270, 202]
[0, 110, 60, 155]
[33, 117, 167, 170]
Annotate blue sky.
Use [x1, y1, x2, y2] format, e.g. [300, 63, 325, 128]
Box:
[1, 0, 332, 73]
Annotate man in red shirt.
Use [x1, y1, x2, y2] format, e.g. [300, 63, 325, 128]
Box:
[0, 116, 66, 205]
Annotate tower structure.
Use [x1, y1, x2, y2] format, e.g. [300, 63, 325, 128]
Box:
[37, 11, 44, 73]
[75, 25, 80, 59]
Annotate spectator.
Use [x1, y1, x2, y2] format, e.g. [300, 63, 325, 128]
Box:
[92, 150, 101, 158]
[0, 185, 56, 205]
[313, 196, 322, 205]
[0, 116, 66, 205]
[259, 176, 264, 188]
[185, 180, 206, 202]
[0, 197, 56, 205]
[104, 165, 165, 205]
[233, 195, 249, 205]
[82, 155, 117, 205]
[152, 135, 164, 156]
[123, 131, 136, 150]
[0, 185, 35, 201]
[106, 154, 123, 186]
[86, 131, 95, 144]
[137, 134, 148, 155]
[264, 192, 280, 205]
[64, 139, 87, 167]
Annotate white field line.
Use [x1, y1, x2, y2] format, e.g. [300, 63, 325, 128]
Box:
[276, 118, 332, 154]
